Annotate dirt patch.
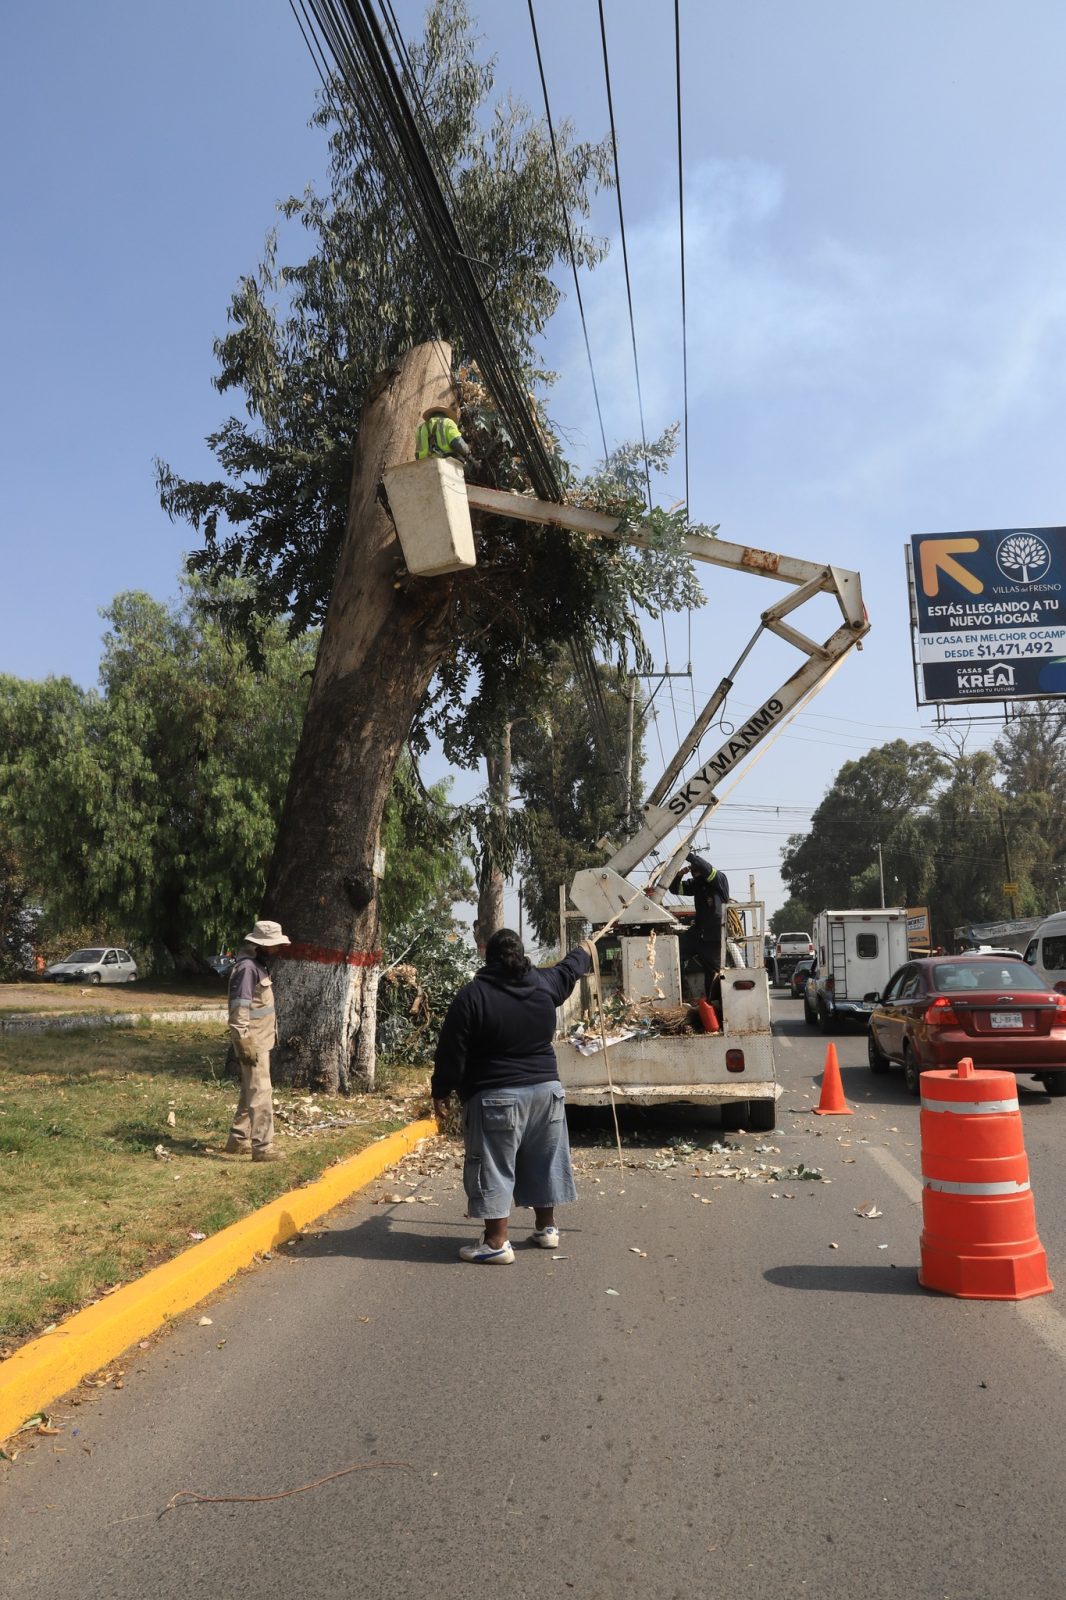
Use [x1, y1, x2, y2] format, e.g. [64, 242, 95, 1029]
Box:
[0, 978, 228, 1016]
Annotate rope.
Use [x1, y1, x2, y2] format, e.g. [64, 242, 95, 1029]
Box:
[163, 1460, 413, 1514]
[585, 939, 625, 1173]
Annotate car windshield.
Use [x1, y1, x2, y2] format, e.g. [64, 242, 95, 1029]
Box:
[65, 949, 105, 964]
[779, 936, 808, 948]
[932, 960, 1047, 994]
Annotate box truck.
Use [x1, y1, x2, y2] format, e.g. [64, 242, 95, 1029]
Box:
[804, 909, 909, 1031]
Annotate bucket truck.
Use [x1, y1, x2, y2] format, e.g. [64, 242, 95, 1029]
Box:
[383, 457, 870, 1131]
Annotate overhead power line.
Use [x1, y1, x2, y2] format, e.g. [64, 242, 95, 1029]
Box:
[673, 0, 690, 518]
[292, 0, 560, 502]
[596, 0, 653, 507]
[527, 0, 609, 465]
[290, 0, 624, 780]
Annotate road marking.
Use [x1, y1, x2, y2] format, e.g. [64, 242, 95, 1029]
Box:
[867, 1141, 1066, 1364]
[1016, 1299, 1066, 1360]
[867, 1144, 922, 1205]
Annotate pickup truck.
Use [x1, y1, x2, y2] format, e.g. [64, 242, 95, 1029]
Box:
[769, 931, 815, 989]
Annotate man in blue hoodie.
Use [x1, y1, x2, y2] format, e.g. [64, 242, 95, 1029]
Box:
[432, 928, 593, 1264]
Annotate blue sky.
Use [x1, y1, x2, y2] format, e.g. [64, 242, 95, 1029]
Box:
[3, 1, 1065, 926]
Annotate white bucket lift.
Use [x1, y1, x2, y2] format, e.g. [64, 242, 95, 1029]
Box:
[382, 456, 476, 577]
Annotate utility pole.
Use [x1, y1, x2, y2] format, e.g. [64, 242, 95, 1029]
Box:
[876, 842, 886, 908]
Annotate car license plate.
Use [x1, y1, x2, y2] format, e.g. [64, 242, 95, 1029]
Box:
[991, 1011, 1023, 1030]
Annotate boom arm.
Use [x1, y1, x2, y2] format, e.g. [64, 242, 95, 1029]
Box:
[466, 484, 869, 887]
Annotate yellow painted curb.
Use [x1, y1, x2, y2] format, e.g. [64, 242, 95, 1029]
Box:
[0, 1117, 438, 1442]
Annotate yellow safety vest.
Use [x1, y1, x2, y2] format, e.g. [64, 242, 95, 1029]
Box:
[416, 414, 462, 459]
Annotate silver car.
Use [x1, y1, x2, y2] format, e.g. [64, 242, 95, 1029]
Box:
[45, 947, 138, 985]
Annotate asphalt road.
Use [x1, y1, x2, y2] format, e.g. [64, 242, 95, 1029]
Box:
[4, 997, 1066, 1600]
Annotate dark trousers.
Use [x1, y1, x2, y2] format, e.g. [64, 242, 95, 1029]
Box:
[679, 924, 722, 998]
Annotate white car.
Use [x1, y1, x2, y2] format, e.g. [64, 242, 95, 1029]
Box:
[45, 947, 138, 985]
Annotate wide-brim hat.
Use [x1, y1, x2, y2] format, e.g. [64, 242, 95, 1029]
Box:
[244, 919, 291, 947]
[422, 403, 460, 424]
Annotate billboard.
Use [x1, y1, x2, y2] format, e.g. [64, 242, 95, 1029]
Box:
[908, 526, 1066, 705]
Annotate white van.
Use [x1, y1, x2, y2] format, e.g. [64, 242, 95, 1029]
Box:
[1023, 913, 1066, 990]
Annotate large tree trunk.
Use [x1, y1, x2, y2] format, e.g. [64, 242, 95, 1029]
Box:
[263, 342, 457, 1091]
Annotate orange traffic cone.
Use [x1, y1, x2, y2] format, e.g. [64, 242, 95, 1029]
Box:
[813, 1042, 853, 1116]
[918, 1057, 1052, 1300]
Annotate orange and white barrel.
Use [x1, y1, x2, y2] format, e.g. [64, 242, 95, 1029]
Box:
[918, 1057, 1052, 1301]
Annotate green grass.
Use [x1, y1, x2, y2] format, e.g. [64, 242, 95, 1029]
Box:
[0, 1024, 428, 1344]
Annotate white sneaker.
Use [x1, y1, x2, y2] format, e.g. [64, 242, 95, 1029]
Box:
[531, 1225, 560, 1249]
[458, 1239, 515, 1264]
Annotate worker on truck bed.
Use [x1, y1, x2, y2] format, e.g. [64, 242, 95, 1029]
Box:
[415, 402, 471, 461]
[669, 852, 730, 998]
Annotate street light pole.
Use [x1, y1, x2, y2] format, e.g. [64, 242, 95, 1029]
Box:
[876, 842, 886, 908]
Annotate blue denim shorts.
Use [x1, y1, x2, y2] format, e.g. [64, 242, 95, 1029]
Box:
[462, 1080, 577, 1219]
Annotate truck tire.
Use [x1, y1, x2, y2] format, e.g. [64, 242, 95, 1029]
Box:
[746, 1098, 776, 1132]
[803, 995, 818, 1026]
[817, 999, 835, 1034]
[867, 1030, 891, 1075]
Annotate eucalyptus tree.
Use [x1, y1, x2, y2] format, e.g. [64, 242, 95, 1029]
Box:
[156, 1, 702, 1089]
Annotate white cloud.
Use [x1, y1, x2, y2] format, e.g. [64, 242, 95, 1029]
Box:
[550, 157, 1066, 503]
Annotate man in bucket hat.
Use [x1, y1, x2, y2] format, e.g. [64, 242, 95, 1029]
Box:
[224, 919, 290, 1162]
[415, 402, 472, 462]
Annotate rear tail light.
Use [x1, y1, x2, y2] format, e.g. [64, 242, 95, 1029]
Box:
[725, 1049, 745, 1073]
[924, 996, 959, 1026]
[824, 975, 834, 993]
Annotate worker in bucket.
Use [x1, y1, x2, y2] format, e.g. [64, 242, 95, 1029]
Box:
[224, 918, 290, 1163]
[669, 852, 730, 998]
[415, 402, 472, 462]
[431, 928, 594, 1264]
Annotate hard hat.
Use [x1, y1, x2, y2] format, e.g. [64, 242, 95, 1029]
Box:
[422, 403, 461, 424]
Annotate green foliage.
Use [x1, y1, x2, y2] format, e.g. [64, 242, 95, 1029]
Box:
[510, 656, 645, 945]
[929, 749, 1042, 931]
[0, 832, 32, 981]
[770, 898, 813, 937]
[376, 917, 477, 1070]
[0, 583, 313, 969]
[780, 721, 1066, 943]
[156, 0, 702, 776]
[379, 753, 473, 930]
[157, 0, 613, 654]
[781, 740, 947, 914]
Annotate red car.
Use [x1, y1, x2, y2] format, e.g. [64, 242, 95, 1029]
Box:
[867, 955, 1066, 1097]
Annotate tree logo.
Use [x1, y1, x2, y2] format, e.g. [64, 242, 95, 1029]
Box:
[996, 531, 1052, 585]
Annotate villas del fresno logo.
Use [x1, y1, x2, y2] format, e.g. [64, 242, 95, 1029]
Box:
[996, 532, 1052, 585]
